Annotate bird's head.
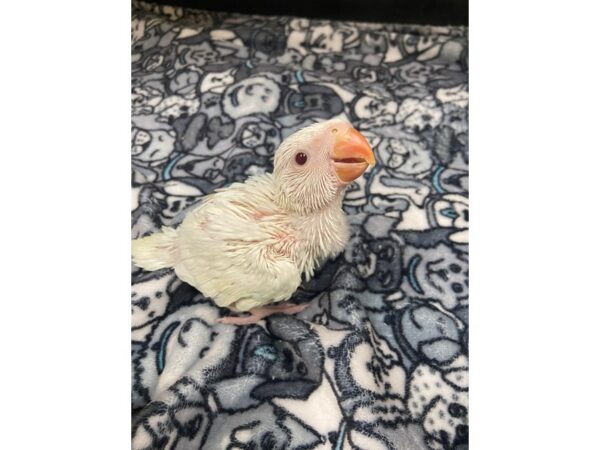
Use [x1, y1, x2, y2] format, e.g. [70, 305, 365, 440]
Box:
[273, 119, 375, 214]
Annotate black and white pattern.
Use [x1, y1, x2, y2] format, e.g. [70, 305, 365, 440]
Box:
[132, 2, 468, 448]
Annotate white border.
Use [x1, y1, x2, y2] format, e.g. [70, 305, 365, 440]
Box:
[2, 1, 131, 447]
[470, 1, 600, 448]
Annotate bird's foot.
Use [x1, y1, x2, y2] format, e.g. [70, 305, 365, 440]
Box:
[217, 302, 310, 325]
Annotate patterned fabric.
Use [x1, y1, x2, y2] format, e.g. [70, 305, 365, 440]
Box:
[131, 2, 468, 449]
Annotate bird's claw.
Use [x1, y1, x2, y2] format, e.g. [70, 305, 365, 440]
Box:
[217, 302, 310, 325]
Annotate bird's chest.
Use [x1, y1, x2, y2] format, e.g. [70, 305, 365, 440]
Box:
[285, 208, 349, 275]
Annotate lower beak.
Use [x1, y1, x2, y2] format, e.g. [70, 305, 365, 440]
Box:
[332, 127, 376, 183]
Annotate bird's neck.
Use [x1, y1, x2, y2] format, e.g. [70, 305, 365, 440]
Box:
[289, 192, 349, 279]
[296, 195, 346, 232]
[273, 180, 347, 217]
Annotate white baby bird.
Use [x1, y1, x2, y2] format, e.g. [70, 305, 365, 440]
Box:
[132, 119, 375, 324]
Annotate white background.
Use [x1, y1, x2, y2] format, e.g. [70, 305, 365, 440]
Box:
[1, 1, 599, 448]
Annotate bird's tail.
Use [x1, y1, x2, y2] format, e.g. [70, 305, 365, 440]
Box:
[132, 226, 179, 271]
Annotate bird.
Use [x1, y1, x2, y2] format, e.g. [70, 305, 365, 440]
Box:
[132, 119, 375, 325]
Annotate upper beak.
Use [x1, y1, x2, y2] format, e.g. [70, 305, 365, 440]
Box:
[332, 127, 376, 183]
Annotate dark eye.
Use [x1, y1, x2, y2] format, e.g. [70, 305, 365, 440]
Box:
[295, 152, 308, 165]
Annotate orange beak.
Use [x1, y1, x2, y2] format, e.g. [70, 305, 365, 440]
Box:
[332, 127, 376, 183]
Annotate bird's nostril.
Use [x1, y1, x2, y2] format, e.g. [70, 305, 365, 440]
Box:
[331, 128, 338, 134]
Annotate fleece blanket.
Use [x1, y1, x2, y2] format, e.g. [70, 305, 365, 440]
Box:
[131, 2, 468, 449]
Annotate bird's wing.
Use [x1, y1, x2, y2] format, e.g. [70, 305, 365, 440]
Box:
[175, 175, 302, 310]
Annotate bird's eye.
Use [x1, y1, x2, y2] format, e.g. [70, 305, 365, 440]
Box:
[295, 152, 308, 165]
